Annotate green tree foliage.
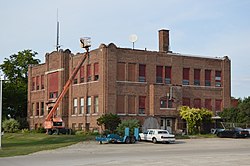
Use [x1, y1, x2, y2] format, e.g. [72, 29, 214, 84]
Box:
[219, 97, 250, 124]
[2, 118, 20, 133]
[97, 113, 121, 133]
[0, 50, 40, 128]
[116, 119, 140, 137]
[179, 106, 213, 134]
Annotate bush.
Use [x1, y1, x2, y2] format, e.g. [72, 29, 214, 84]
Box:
[2, 118, 20, 133]
[21, 128, 30, 134]
[116, 119, 140, 137]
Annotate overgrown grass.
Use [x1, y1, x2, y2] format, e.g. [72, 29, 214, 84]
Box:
[0, 133, 95, 157]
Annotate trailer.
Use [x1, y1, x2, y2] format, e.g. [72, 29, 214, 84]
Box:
[96, 127, 139, 144]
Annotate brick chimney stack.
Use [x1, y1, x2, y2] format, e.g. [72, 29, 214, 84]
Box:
[159, 29, 169, 52]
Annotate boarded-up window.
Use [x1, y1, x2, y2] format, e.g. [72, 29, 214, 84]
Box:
[156, 66, 163, 83]
[80, 66, 85, 83]
[139, 64, 146, 82]
[117, 62, 125, 81]
[36, 76, 40, 90]
[48, 72, 58, 98]
[194, 69, 200, 85]
[205, 70, 211, 86]
[128, 63, 136, 81]
[183, 68, 189, 85]
[205, 99, 212, 110]
[40, 102, 44, 116]
[94, 63, 99, 81]
[165, 66, 171, 84]
[73, 68, 78, 84]
[128, 95, 136, 114]
[36, 102, 39, 116]
[41, 75, 44, 89]
[116, 95, 125, 114]
[32, 77, 35, 91]
[215, 70, 222, 87]
[215, 99, 222, 112]
[194, 98, 201, 108]
[182, 98, 190, 107]
[87, 64, 91, 81]
[139, 96, 146, 114]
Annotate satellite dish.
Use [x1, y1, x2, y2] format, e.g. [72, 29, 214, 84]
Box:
[129, 34, 138, 49]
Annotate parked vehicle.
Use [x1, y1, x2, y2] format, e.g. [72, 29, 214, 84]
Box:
[139, 129, 175, 144]
[217, 127, 249, 138]
[95, 127, 139, 144]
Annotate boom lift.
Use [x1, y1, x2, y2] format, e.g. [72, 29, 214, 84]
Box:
[44, 37, 91, 135]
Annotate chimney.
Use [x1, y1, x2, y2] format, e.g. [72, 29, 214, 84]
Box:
[159, 29, 169, 52]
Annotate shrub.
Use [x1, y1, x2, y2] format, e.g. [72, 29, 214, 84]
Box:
[2, 118, 20, 133]
[116, 119, 140, 137]
[21, 128, 30, 134]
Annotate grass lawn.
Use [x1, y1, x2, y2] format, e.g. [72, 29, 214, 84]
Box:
[0, 133, 95, 157]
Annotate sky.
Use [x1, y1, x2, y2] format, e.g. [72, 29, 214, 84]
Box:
[0, 0, 250, 98]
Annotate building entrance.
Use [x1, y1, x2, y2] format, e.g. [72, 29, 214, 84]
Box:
[160, 118, 172, 133]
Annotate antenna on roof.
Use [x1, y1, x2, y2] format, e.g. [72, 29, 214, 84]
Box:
[56, 9, 61, 51]
[129, 34, 138, 49]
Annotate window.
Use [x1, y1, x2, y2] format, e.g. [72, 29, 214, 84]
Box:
[139, 64, 146, 82]
[165, 66, 171, 84]
[72, 123, 77, 131]
[182, 98, 190, 107]
[78, 123, 84, 130]
[80, 97, 84, 114]
[194, 98, 201, 108]
[128, 95, 136, 114]
[73, 68, 78, 84]
[194, 69, 200, 86]
[156, 66, 163, 83]
[116, 95, 125, 114]
[94, 63, 99, 81]
[205, 70, 211, 86]
[36, 102, 39, 116]
[31, 103, 34, 116]
[215, 71, 222, 87]
[49, 92, 58, 99]
[36, 76, 40, 90]
[41, 75, 44, 89]
[94, 96, 99, 113]
[40, 102, 44, 116]
[205, 99, 212, 110]
[139, 96, 146, 114]
[80, 66, 85, 83]
[183, 68, 190, 85]
[160, 97, 172, 108]
[87, 96, 91, 114]
[117, 62, 125, 81]
[87, 64, 91, 82]
[73, 98, 77, 115]
[215, 99, 222, 112]
[32, 77, 35, 91]
[128, 63, 136, 81]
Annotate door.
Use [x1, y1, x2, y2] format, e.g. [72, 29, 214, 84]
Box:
[161, 118, 172, 133]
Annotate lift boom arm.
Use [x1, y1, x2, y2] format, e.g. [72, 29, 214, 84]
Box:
[45, 50, 89, 121]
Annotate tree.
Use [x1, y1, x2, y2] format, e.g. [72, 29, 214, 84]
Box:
[97, 113, 121, 133]
[179, 106, 213, 134]
[116, 119, 140, 137]
[0, 50, 40, 128]
[218, 97, 250, 125]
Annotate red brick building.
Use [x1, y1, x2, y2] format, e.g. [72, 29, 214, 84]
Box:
[27, 29, 231, 133]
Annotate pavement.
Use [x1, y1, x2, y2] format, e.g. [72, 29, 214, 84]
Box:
[1, 138, 250, 166]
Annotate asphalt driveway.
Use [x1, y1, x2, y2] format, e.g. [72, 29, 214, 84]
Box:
[1, 138, 250, 166]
